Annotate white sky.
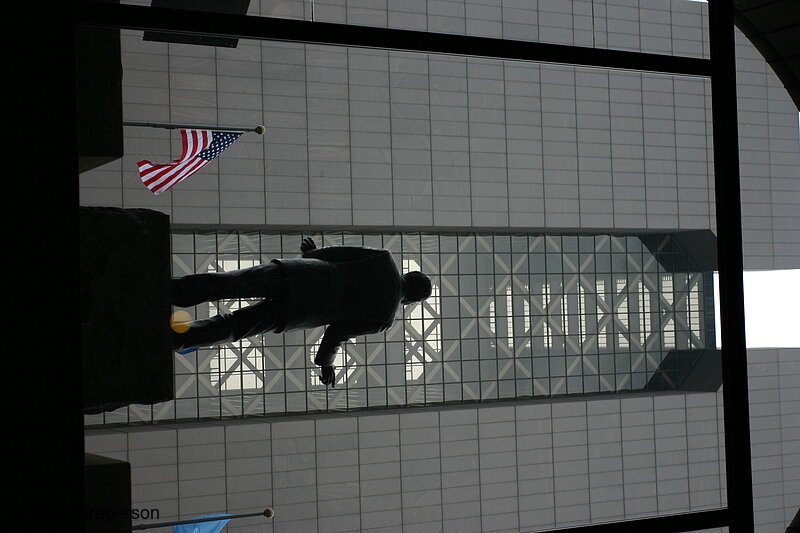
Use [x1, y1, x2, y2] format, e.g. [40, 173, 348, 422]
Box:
[715, 269, 800, 348]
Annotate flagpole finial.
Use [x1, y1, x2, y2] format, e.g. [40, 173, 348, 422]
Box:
[255, 125, 266, 135]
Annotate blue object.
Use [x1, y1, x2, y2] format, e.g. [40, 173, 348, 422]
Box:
[173, 514, 232, 533]
[177, 347, 198, 355]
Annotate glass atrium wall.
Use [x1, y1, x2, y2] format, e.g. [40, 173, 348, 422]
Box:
[85, 230, 715, 426]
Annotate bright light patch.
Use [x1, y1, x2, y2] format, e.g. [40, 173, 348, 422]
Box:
[715, 269, 800, 348]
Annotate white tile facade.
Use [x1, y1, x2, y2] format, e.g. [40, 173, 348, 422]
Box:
[80, 0, 799, 269]
[84, 394, 714, 532]
[85, 348, 800, 532]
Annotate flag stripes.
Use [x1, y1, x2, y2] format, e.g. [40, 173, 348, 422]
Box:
[137, 129, 241, 195]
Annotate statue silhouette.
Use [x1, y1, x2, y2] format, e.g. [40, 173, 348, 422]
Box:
[172, 238, 432, 387]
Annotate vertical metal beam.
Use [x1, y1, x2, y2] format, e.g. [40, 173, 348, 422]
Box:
[708, 0, 754, 531]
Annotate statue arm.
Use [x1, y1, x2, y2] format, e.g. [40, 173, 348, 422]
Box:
[313, 322, 385, 367]
[313, 321, 393, 387]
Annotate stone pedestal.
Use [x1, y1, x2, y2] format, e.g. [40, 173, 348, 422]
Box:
[81, 206, 173, 414]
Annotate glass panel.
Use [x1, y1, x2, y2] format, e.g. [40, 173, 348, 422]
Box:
[85, 228, 718, 426]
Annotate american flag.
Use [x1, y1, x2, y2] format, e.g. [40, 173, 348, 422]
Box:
[137, 129, 242, 195]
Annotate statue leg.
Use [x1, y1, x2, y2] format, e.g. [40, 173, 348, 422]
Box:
[173, 299, 283, 350]
[172, 262, 281, 308]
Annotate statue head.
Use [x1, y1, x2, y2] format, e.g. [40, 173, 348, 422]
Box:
[401, 271, 432, 304]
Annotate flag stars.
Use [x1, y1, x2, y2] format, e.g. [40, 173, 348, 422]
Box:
[199, 132, 242, 161]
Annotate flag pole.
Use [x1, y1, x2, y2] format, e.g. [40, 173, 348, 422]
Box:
[123, 121, 266, 135]
[131, 508, 274, 530]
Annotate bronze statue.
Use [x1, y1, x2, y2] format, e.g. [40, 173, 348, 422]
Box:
[172, 238, 432, 387]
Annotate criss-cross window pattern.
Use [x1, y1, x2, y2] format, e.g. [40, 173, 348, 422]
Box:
[85, 231, 715, 426]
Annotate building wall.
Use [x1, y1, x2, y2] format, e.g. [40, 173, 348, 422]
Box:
[746, 348, 800, 531]
[78, 0, 800, 269]
[85, 392, 727, 533]
[83, 348, 799, 533]
[735, 36, 800, 270]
